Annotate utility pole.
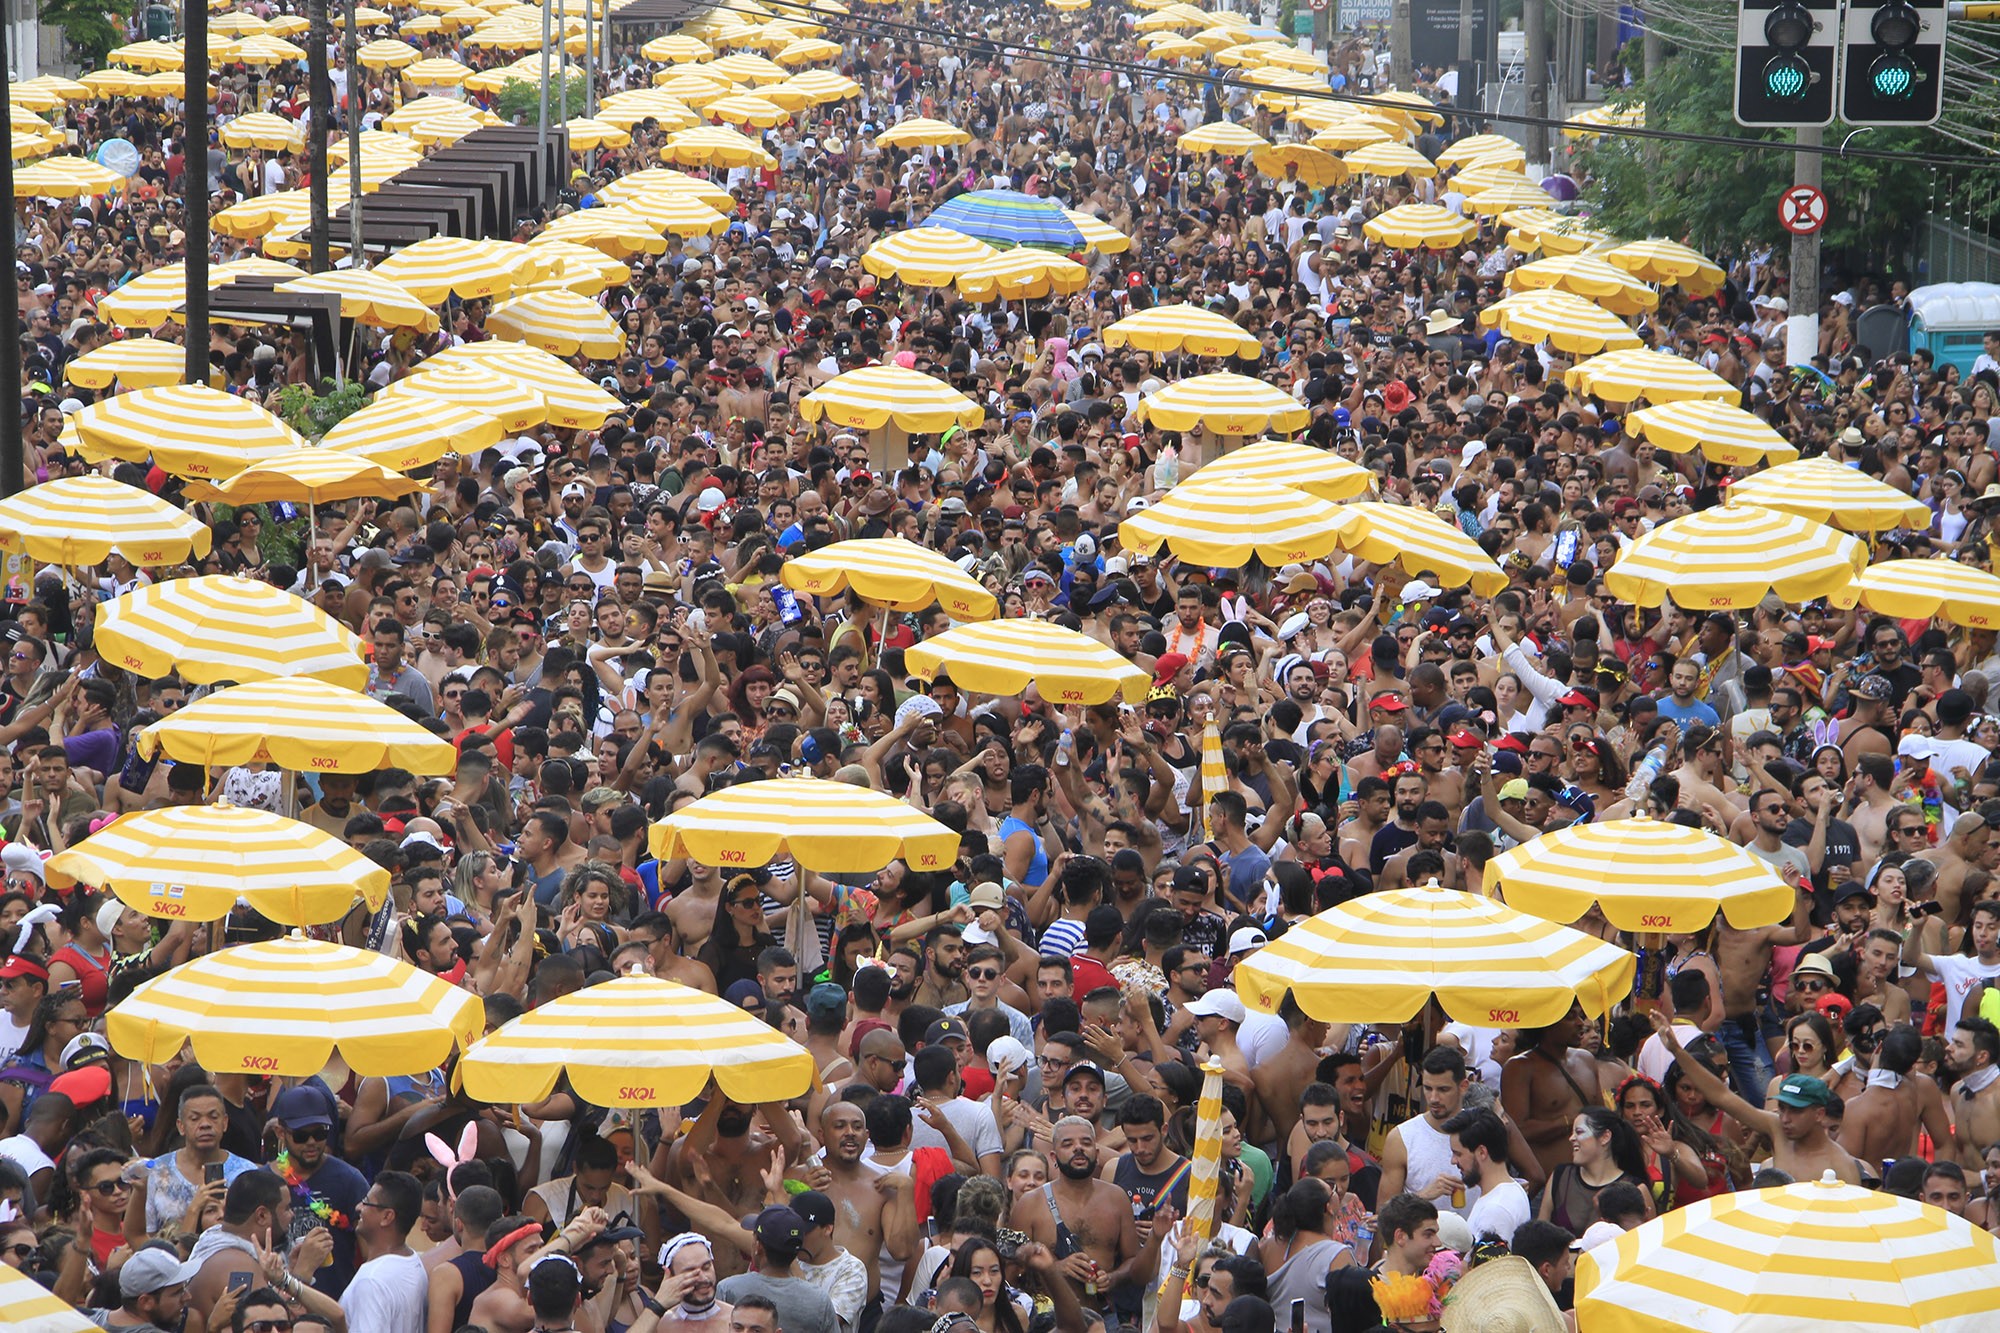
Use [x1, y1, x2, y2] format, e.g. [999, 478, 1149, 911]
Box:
[345, 0, 362, 261]
[1456, 0, 1475, 123]
[1787, 125, 1822, 365]
[184, 0, 210, 384]
[308, 0, 331, 272]
[538, 0, 551, 162]
[0, 20, 21, 498]
[1524, 0, 1549, 165]
[1390, 0, 1412, 88]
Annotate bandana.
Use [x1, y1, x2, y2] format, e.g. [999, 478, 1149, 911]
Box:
[483, 1223, 543, 1268]
[657, 1234, 717, 1318]
[1959, 1065, 1999, 1099]
[1865, 1068, 1903, 1090]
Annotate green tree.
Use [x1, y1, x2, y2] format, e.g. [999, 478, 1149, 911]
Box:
[274, 381, 367, 438]
[42, 0, 135, 67]
[496, 70, 587, 126]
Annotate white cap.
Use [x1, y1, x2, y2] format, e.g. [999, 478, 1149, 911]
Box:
[1227, 926, 1268, 955]
[1403, 580, 1441, 601]
[95, 898, 127, 941]
[1183, 989, 1248, 1024]
[697, 486, 727, 512]
[986, 1035, 1031, 1075]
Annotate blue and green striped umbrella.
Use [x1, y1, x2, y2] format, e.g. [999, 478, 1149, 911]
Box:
[919, 189, 1085, 253]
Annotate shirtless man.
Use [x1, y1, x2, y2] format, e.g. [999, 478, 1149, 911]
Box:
[1500, 1004, 1602, 1180]
[1338, 776, 1392, 870]
[655, 1096, 801, 1280]
[1838, 1027, 1926, 1175]
[1949, 1018, 2000, 1170]
[1713, 879, 1814, 1106]
[654, 1234, 732, 1333]
[1854, 929, 1913, 1024]
[470, 1208, 610, 1333]
[1919, 812, 1991, 926]
[1008, 1117, 1142, 1316]
[634, 912, 717, 995]
[666, 861, 726, 953]
[1846, 755, 1903, 871]
[1251, 995, 1332, 1149]
[1670, 727, 1745, 821]
[1650, 1012, 1862, 1184]
[1838, 675, 1897, 765]
[817, 1099, 917, 1297]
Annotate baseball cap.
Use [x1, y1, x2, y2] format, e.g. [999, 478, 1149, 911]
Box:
[790, 1190, 835, 1233]
[1226, 927, 1267, 955]
[0, 956, 47, 982]
[272, 1086, 334, 1129]
[923, 1017, 970, 1046]
[806, 982, 847, 1020]
[1774, 1074, 1832, 1109]
[966, 881, 1006, 910]
[1498, 778, 1530, 802]
[753, 1206, 806, 1252]
[1851, 675, 1895, 702]
[1062, 1061, 1107, 1087]
[120, 1246, 194, 1297]
[1183, 990, 1248, 1024]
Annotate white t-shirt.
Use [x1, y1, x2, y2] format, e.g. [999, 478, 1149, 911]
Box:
[0, 1133, 54, 1179]
[1465, 1180, 1532, 1244]
[1238, 1010, 1288, 1068]
[0, 1012, 27, 1067]
[340, 1252, 428, 1333]
[1635, 1026, 1704, 1086]
[1925, 953, 2000, 1032]
[911, 1096, 1003, 1163]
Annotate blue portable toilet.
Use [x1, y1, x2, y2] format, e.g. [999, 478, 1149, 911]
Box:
[1907, 283, 2000, 376]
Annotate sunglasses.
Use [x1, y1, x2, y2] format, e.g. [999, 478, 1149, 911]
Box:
[248, 1323, 295, 1333]
[289, 1124, 330, 1141]
[967, 968, 1000, 981]
[88, 1179, 130, 1195]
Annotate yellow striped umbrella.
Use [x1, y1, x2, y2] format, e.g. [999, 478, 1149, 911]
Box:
[1603, 237, 1726, 295]
[215, 187, 343, 240]
[1361, 202, 1477, 249]
[956, 249, 1090, 302]
[211, 12, 268, 35]
[485, 289, 629, 358]
[661, 124, 777, 168]
[1606, 506, 1868, 609]
[801, 364, 984, 433]
[0, 475, 210, 566]
[598, 166, 732, 211]
[374, 235, 533, 303]
[1567, 347, 1739, 404]
[99, 257, 302, 327]
[1624, 399, 1799, 468]
[10, 130, 59, 162]
[1104, 303, 1261, 358]
[1436, 132, 1521, 168]
[905, 620, 1150, 705]
[1253, 142, 1347, 188]
[861, 228, 998, 286]
[321, 396, 502, 472]
[137, 678, 458, 773]
[130, 71, 218, 101]
[708, 51, 789, 83]
[1145, 35, 1207, 61]
[1450, 162, 1531, 198]
[1235, 884, 1635, 1025]
[14, 155, 125, 198]
[1181, 1062, 1227, 1262]
[563, 116, 632, 150]
[781, 536, 998, 620]
[643, 33, 714, 61]
[649, 776, 960, 872]
[1504, 216, 1614, 257]
[108, 39, 184, 69]
[403, 56, 473, 87]
[1486, 817, 1796, 933]
[18, 73, 90, 103]
[1178, 120, 1269, 154]
[1343, 141, 1438, 178]
[1477, 290, 1642, 355]
[1136, 371, 1310, 436]
[380, 362, 547, 433]
[1201, 716, 1226, 839]
[874, 116, 971, 147]
[461, 973, 814, 1106]
[72, 386, 303, 479]
[1310, 120, 1396, 152]
[705, 92, 791, 126]
[357, 37, 422, 69]
[1463, 178, 1559, 214]
[1507, 254, 1660, 316]
[535, 208, 669, 258]
[425, 342, 623, 429]
[596, 96, 702, 133]
[1065, 209, 1132, 253]
[611, 191, 734, 236]
[403, 111, 486, 147]
[1327, 501, 1509, 595]
[776, 69, 860, 104]
[521, 240, 633, 297]
[108, 933, 483, 1075]
[276, 269, 439, 331]
[219, 111, 303, 151]
[1724, 457, 1931, 533]
[655, 72, 734, 106]
[381, 93, 491, 131]
[96, 574, 367, 687]
[1119, 478, 1344, 568]
[0, 1262, 95, 1333]
[1577, 1171, 2000, 1333]
[266, 14, 309, 34]
[1187, 438, 1374, 502]
[776, 36, 842, 64]
[232, 34, 306, 64]
[194, 449, 424, 508]
[63, 335, 187, 389]
[1249, 68, 1329, 112]
[1853, 560, 2000, 630]
[327, 128, 425, 166]
[49, 806, 390, 925]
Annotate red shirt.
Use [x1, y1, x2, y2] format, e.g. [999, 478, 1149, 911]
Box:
[1069, 954, 1115, 998]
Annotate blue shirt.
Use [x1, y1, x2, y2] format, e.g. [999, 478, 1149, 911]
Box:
[1655, 696, 1721, 728]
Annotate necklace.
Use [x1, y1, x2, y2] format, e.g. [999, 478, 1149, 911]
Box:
[273, 1150, 350, 1229]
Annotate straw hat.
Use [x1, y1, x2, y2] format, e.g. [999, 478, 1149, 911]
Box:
[1439, 1257, 1566, 1333]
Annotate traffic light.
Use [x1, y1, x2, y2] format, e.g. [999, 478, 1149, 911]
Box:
[1841, 0, 1947, 125]
[1735, 0, 1838, 127]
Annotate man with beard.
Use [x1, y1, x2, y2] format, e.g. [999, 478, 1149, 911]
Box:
[656, 1095, 802, 1279]
[914, 924, 968, 1009]
[340, 1170, 427, 1333]
[815, 1099, 915, 1303]
[1368, 771, 1429, 876]
[658, 1235, 732, 1333]
[1949, 1018, 2000, 1168]
[470, 1208, 612, 1333]
[400, 913, 463, 984]
[1008, 1116, 1140, 1318]
[95, 1246, 191, 1333]
[268, 1088, 369, 1296]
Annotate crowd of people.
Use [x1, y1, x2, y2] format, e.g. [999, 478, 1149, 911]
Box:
[2, 2, 1998, 1333]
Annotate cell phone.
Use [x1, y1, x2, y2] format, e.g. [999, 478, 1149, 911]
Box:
[1290, 1299, 1306, 1333]
[204, 1163, 225, 1187]
[1913, 900, 1945, 918]
[227, 1272, 253, 1295]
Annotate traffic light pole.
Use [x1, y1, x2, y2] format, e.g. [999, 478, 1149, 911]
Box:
[1787, 124, 1822, 367]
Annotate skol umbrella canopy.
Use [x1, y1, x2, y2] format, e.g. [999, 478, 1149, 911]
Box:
[427, 342, 623, 430]
[954, 249, 1090, 302]
[1118, 478, 1346, 568]
[921, 189, 1085, 252]
[904, 619, 1151, 706]
[1342, 141, 1438, 179]
[320, 396, 502, 473]
[1361, 203, 1477, 250]
[108, 934, 484, 1075]
[379, 362, 547, 433]
[1723, 457, 1934, 533]
[219, 111, 304, 151]
[0, 475, 211, 566]
[1486, 817, 1798, 933]
[1606, 506, 1868, 609]
[70, 385, 305, 479]
[374, 235, 535, 303]
[276, 269, 440, 331]
[1326, 502, 1509, 595]
[597, 167, 732, 211]
[1186, 438, 1374, 502]
[1234, 884, 1636, 1025]
[1852, 559, 2000, 630]
[1136, 371, 1310, 436]
[661, 125, 777, 169]
[874, 116, 970, 147]
[1506, 254, 1661, 316]
[649, 776, 961, 872]
[1602, 237, 1727, 296]
[484, 289, 631, 358]
[459, 973, 815, 1106]
[533, 208, 670, 259]
[1063, 209, 1131, 253]
[49, 805, 390, 925]
[1624, 399, 1800, 468]
[861, 228, 998, 286]
[1566, 347, 1738, 404]
[800, 364, 984, 434]
[1178, 120, 1270, 155]
[96, 575, 367, 687]
[1477, 290, 1642, 355]
[0, 1260, 97, 1333]
[1103, 303, 1261, 358]
[193, 449, 423, 508]
[14, 155, 128, 198]
[62, 335, 187, 389]
[137, 678, 458, 774]
[780, 536, 998, 620]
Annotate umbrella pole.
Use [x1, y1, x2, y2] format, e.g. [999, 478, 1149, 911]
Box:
[306, 499, 318, 591]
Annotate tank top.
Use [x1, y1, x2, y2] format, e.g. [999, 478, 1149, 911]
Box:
[1394, 1115, 1480, 1217]
[450, 1247, 495, 1327]
[1268, 1236, 1349, 1333]
[52, 943, 112, 1017]
[998, 815, 1048, 887]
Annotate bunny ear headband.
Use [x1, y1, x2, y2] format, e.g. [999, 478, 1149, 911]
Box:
[11, 903, 59, 955]
[425, 1123, 480, 1199]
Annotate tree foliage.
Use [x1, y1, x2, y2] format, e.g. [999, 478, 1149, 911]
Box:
[43, 0, 135, 67]
[275, 381, 367, 438]
[496, 70, 588, 126]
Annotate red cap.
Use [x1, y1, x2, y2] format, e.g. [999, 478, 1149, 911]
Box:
[1447, 730, 1484, 749]
[1557, 690, 1593, 707]
[1369, 692, 1409, 712]
[50, 1065, 111, 1105]
[0, 956, 47, 982]
[1153, 652, 1189, 686]
[1807, 636, 1836, 653]
[1493, 735, 1530, 754]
